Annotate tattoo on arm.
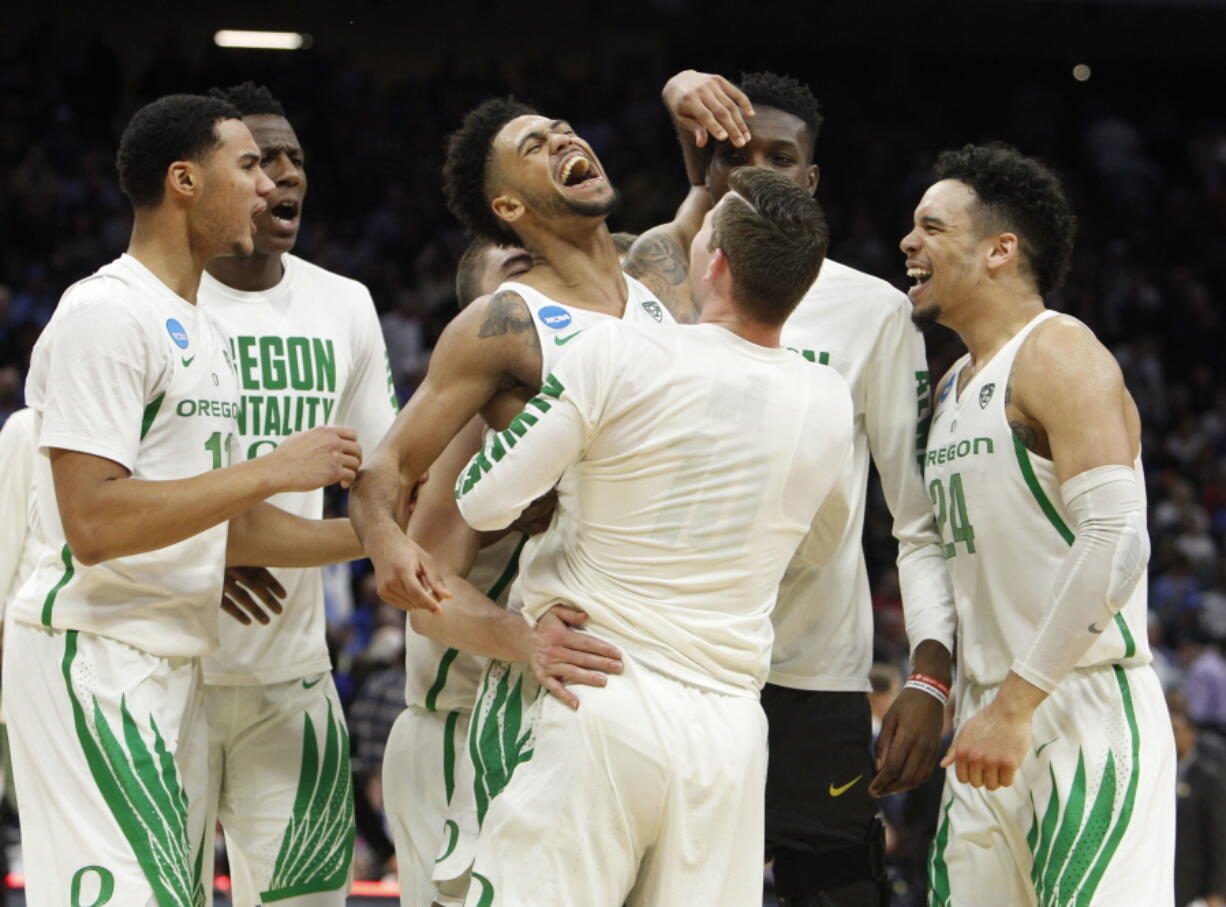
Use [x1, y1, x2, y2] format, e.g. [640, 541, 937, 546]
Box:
[624, 234, 689, 314]
[1010, 421, 1039, 452]
[478, 290, 535, 338]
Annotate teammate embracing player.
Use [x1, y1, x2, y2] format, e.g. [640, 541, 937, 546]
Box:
[352, 83, 754, 905]
[198, 82, 399, 906]
[904, 143, 1174, 906]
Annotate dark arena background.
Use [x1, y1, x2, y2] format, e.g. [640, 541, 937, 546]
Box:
[2, 1, 1225, 904]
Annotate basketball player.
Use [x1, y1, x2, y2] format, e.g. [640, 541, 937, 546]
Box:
[454, 166, 853, 907]
[198, 82, 400, 906]
[352, 83, 753, 904]
[1, 94, 366, 906]
[661, 68, 956, 906]
[904, 143, 1174, 905]
[381, 236, 540, 907]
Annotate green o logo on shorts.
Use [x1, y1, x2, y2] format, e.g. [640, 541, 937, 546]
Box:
[71, 865, 115, 906]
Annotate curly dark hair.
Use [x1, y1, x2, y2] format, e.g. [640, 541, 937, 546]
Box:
[117, 94, 241, 208]
[443, 97, 538, 244]
[207, 81, 286, 118]
[738, 71, 823, 152]
[934, 143, 1077, 297]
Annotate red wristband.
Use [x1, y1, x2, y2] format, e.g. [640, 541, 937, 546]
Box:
[908, 672, 951, 699]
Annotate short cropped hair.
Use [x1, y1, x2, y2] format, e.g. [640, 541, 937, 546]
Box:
[208, 81, 286, 118]
[455, 238, 496, 309]
[709, 167, 828, 325]
[443, 97, 538, 245]
[117, 94, 241, 208]
[934, 143, 1077, 297]
[738, 71, 823, 152]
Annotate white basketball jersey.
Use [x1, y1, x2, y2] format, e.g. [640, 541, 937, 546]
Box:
[926, 310, 1151, 686]
[14, 255, 240, 657]
[402, 274, 675, 713]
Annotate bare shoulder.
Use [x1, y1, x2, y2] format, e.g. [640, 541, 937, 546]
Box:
[469, 288, 534, 338]
[1015, 314, 1123, 395]
[428, 288, 541, 392]
[623, 226, 694, 322]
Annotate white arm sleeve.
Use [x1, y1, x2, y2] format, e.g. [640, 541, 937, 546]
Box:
[866, 303, 956, 656]
[455, 335, 607, 531]
[1011, 464, 1149, 693]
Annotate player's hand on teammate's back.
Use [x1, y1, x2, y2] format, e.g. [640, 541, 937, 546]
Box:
[940, 698, 1032, 791]
[524, 604, 623, 710]
[270, 426, 363, 491]
[662, 70, 755, 148]
[869, 688, 945, 797]
[372, 537, 451, 614]
[220, 566, 286, 626]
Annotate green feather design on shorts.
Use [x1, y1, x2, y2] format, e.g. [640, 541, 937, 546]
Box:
[470, 664, 536, 825]
[62, 630, 204, 907]
[1026, 666, 1140, 906]
[261, 700, 355, 902]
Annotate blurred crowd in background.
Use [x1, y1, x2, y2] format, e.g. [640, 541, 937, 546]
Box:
[1, 6, 1224, 904]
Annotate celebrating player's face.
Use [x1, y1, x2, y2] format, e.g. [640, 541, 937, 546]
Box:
[899, 179, 982, 327]
[196, 118, 274, 258]
[491, 115, 617, 226]
[245, 114, 308, 255]
[705, 107, 817, 203]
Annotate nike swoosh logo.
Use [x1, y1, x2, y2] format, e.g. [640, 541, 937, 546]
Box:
[1035, 739, 1057, 758]
[1088, 622, 1104, 634]
[181, 355, 196, 367]
[553, 331, 582, 346]
[302, 676, 323, 689]
[829, 775, 862, 797]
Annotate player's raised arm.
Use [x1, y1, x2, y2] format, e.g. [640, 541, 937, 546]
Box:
[623, 70, 753, 323]
[942, 318, 1146, 789]
[350, 289, 541, 612]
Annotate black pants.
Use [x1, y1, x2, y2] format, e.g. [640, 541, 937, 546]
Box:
[763, 685, 887, 907]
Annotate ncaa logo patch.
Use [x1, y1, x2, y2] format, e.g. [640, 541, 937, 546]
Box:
[979, 382, 996, 409]
[939, 374, 955, 403]
[538, 305, 573, 330]
[641, 299, 664, 322]
[165, 318, 189, 349]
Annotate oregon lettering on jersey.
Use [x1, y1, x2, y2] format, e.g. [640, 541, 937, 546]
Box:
[175, 398, 242, 420]
[925, 437, 995, 467]
[229, 335, 340, 450]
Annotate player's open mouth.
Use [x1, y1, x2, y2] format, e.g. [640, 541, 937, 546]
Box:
[558, 153, 600, 188]
[906, 265, 932, 300]
[270, 199, 300, 229]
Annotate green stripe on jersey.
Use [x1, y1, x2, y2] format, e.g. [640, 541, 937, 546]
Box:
[423, 534, 526, 711]
[1013, 436, 1137, 657]
[40, 544, 75, 626]
[443, 710, 460, 805]
[928, 798, 953, 906]
[140, 393, 166, 440]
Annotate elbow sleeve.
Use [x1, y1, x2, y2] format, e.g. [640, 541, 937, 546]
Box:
[1011, 464, 1149, 694]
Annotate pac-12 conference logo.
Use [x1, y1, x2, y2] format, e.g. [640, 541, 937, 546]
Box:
[641, 299, 664, 322]
[165, 319, 189, 349]
[538, 305, 572, 331]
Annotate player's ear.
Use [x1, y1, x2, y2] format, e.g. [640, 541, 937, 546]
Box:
[166, 161, 199, 203]
[491, 192, 524, 229]
[706, 246, 729, 285]
[807, 164, 819, 196]
[986, 231, 1020, 274]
